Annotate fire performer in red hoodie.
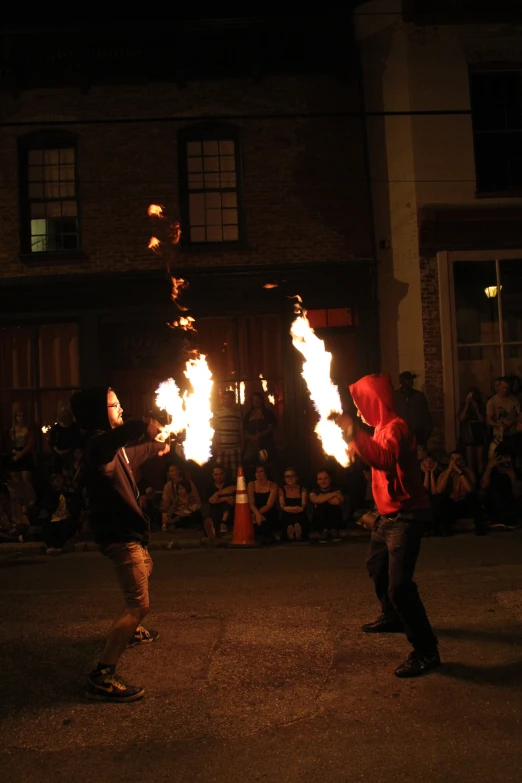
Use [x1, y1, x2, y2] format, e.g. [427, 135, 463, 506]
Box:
[341, 373, 440, 678]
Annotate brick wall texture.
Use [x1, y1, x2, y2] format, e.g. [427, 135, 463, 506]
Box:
[0, 75, 373, 279]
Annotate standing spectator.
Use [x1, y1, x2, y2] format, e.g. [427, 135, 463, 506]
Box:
[202, 464, 236, 540]
[485, 377, 520, 458]
[279, 467, 309, 542]
[247, 464, 279, 545]
[481, 446, 522, 529]
[309, 468, 344, 544]
[434, 451, 485, 536]
[457, 388, 487, 476]
[243, 393, 277, 480]
[48, 403, 82, 473]
[393, 372, 433, 447]
[212, 390, 243, 481]
[5, 405, 37, 483]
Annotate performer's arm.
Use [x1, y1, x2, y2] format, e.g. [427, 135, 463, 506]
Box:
[352, 425, 401, 471]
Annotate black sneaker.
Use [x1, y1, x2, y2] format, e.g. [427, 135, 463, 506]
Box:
[85, 668, 144, 702]
[361, 615, 403, 633]
[127, 625, 160, 648]
[394, 649, 441, 678]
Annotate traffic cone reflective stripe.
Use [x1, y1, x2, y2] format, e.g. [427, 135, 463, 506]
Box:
[232, 466, 256, 546]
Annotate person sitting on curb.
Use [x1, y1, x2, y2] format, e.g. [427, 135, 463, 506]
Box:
[203, 465, 236, 541]
[434, 451, 485, 536]
[309, 468, 344, 543]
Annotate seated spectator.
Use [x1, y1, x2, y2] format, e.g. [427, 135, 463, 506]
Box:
[247, 464, 279, 545]
[434, 451, 485, 536]
[202, 465, 236, 541]
[309, 468, 344, 543]
[481, 445, 522, 529]
[420, 453, 442, 535]
[160, 464, 201, 527]
[279, 467, 308, 542]
[486, 377, 520, 459]
[6, 470, 37, 522]
[139, 486, 162, 532]
[41, 473, 78, 554]
[0, 479, 26, 543]
[162, 480, 202, 532]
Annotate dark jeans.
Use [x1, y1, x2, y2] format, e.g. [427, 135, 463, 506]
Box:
[433, 492, 484, 534]
[43, 516, 77, 549]
[311, 503, 343, 533]
[366, 515, 438, 655]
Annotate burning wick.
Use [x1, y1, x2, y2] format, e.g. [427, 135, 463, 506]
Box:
[290, 302, 350, 467]
[148, 204, 164, 218]
[155, 355, 213, 465]
[259, 374, 268, 393]
[41, 424, 52, 434]
[170, 316, 196, 332]
[148, 237, 161, 251]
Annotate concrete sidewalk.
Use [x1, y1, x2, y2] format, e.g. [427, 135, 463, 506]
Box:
[0, 525, 370, 557]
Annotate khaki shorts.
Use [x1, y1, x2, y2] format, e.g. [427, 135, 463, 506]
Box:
[103, 541, 153, 610]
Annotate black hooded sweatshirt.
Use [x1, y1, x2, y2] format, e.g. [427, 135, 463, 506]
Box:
[70, 387, 163, 548]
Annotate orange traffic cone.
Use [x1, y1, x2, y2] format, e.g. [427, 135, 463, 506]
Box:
[231, 466, 256, 546]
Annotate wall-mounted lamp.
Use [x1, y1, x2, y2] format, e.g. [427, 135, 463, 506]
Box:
[484, 285, 502, 299]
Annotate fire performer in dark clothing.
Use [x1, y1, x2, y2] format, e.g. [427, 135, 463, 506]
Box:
[339, 373, 440, 678]
[70, 387, 170, 702]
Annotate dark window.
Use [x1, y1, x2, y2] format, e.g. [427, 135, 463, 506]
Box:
[178, 125, 244, 244]
[19, 133, 80, 254]
[470, 70, 522, 193]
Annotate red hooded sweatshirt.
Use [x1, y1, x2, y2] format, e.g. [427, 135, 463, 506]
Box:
[349, 374, 428, 515]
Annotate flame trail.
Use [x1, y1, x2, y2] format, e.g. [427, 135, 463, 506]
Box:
[182, 355, 214, 465]
[148, 236, 161, 251]
[290, 303, 349, 467]
[148, 204, 164, 218]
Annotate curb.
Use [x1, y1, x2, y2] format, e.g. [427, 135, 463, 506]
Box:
[0, 528, 369, 558]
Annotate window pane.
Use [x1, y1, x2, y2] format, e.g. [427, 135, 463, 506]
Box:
[206, 209, 222, 226]
[44, 183, 60, 198]
[457, 345, 501, 403]
[191, 227, 206, 242]
[220, 155, 235, 172]
[203, 141, 219, 155]
[219, 140, 235, 155]
[30, 203, 45, 218]
[60, 182, 75, 198]
[203, 156, 219, 172]
[453, 260, 499, 343]
[204, 173, 220, 187]
[60, 148, 75, 164]
[223, 225, 239, 241]
[187, 141, 202, 156]
[46, 202, 62, 217]
[28, 149, 43, 165]
[222, 208, 237, 225]
[206, 225, 223, 241]
[28, 166, 43, 182]
[222, 192, 237, 207]
[221, 173, 236, 186]
[46, 165, 60, 182]
[205, 192, 221, 209]
[44, 149, 59, 164]
[61, 201, 77, 217]
[28, 183, 43, 199]
[188, 174, 204, 189]
[500, 259, 522, 341]
[505, 346, 522, 382]
[189, 193, 205, 225]
[187, 157, 203, 173]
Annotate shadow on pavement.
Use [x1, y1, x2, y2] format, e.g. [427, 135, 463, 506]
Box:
[0, 557, 49, 568]
[437, 627, 522, 645]
[0, 634, 103, 715]
[439, 660, 522, 688]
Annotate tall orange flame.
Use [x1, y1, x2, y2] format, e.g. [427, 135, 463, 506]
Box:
[148, 204, 164, 218]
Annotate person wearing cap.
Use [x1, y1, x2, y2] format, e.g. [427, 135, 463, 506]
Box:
[393, 372, 433, 447]
[70, 387, 170, 703]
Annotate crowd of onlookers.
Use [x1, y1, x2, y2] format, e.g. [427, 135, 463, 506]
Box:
[2, 372, 522, 553]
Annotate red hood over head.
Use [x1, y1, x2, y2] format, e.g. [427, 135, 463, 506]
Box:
[349, 373, 396, 428]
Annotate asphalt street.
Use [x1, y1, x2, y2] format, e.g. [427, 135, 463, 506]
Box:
[2, 533, 522, 783]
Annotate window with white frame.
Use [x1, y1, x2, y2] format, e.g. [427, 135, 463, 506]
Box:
[452, 257, 522, 402]
[178, 125, 243, 244]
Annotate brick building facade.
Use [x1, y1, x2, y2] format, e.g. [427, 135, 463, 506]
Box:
[0, 17, 377, 475]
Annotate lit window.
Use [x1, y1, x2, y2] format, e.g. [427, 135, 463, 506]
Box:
[19, 134, 80, 254]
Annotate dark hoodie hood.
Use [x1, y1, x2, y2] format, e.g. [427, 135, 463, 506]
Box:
[349, 374, 396, 429]
[70, 387, 111, 432]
